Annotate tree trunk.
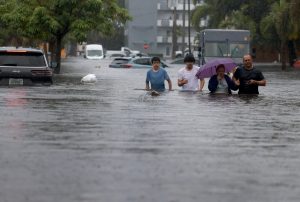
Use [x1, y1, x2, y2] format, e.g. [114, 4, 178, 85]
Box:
[280, 41, 287, 70]
[288, 40, 297, 66]
[54, 35, 62, 74]
[49, 40, 56, 64]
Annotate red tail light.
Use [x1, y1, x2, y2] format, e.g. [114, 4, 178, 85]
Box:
[31, 69, 53, 76]
[121, 64, 132, 68]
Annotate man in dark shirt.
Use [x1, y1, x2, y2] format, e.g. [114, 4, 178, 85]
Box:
[233, 54, 266, 94]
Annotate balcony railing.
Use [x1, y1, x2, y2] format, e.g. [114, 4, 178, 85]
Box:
[157, 19, 173, 27]
[157, 36, 196, 44]
[158, 1, 202, 11]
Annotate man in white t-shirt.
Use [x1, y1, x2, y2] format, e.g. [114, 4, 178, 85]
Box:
[177, 54, 205, 91]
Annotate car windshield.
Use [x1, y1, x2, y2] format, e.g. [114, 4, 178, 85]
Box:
[0, 51, 46, 67]
[133, 58, 151, 65]
[111, 58, 130, 64]
[87, 50, 103, 57]
[205, 42, 249, 58]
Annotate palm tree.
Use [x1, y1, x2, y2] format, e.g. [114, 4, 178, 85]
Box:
[288, 0, 300, 63]
[289, 0, 300, 39]
[261, 0, 292, 70]
[191, 0, 227, 30]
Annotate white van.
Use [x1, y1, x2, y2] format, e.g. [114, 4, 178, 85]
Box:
[84, 44, 104, 59]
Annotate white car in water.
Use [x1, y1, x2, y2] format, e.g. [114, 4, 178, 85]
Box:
[84, 44, 104, 60]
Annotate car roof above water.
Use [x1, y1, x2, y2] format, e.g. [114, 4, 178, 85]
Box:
[0, 47, 44, 53]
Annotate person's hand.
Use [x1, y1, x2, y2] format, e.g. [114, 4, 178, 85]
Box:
[234, 79, 240, 86]
[181, 79, 188, 85]
[246, 80, 257, 85]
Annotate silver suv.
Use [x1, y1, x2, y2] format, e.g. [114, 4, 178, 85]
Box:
[0, 47, 53, 86]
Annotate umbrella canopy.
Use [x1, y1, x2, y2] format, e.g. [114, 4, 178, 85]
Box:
[196, 58, 237, 79]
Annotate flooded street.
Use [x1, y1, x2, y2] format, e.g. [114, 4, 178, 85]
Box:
[0, 57, 300, 202]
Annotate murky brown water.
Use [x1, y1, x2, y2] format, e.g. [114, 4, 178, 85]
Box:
[0, 57, 299, 202]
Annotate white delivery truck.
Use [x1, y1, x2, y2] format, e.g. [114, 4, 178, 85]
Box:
[84, 44, 104, 60]
[197, 29, 251, 65]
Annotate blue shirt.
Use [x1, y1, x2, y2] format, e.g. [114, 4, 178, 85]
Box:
[146, 68, 170, 92]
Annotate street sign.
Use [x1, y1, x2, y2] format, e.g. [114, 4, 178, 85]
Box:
[143, 43, 149, 50]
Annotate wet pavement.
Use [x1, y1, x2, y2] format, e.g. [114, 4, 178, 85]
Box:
[0, 57, 300, 202]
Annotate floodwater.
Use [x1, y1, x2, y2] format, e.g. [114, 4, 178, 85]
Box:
[0, 57, 300, 202]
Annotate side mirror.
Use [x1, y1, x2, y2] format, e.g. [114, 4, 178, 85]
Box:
[50, 61, 57, 68]
[162, 63, 168, 68]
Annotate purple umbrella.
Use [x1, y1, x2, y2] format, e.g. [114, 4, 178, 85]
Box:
[196, 58, 237, 79]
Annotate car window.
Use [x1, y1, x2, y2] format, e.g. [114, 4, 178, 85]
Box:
[87, 50, 103, 57]
[0, 51, 46, 67]
[133, 58, 151, 65]
[110, 54, 125, 58]
[111, 58, 130, 64]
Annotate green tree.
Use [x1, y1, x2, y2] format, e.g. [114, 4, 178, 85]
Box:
[1, 0, 130, 73]
[288, 0, 300, 40]
[288, 0, 300, 62]
[191, 0, 245, 31]
[260, 0, 293, 69]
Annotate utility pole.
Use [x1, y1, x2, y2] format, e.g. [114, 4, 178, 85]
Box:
[172, 6, 178, 59]
[182, 0, 186, 54]
[188, 0, 191, 54]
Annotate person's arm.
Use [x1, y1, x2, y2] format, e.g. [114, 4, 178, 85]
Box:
[145, 82, 150, 91]
[199, 78, 205, 91]
[258, 79, 266, 86]
[167, 79, 172, 91]
[225, 75, 238, 91]
[248, 79, 266, 86]
[232, 69, 240, 86]
[177, 70, 187, 87]
[248, 71, 266, 86]
[145, 72, 150, 90]
[208, 76, 218, 92]
[178, 79, 188, 87]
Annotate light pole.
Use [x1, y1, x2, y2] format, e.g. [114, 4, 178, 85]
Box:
[182, 0, 186, 54]
[187, 0, 191, 54]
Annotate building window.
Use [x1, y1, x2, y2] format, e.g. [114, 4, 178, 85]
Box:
[167, 30, 171, 37]
[166, 46, 170, 56]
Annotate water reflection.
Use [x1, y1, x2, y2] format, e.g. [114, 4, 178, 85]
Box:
[0, 58, 300, 202]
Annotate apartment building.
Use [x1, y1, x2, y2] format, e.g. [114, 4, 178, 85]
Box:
[125, 0, 205, 58]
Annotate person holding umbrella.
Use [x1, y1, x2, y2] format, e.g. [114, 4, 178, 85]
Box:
[196, 57, 238, 93]
[232, 54, 266, 94]
[178, 54, 205, 91]
[208, 64, 238, 94]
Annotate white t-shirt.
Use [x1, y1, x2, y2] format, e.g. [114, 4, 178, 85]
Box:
[177, 65, 200, 90]
[214, 78, 228, 94]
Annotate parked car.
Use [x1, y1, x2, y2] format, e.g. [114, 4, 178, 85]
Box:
[108, 53, 127, 59]
[170, 57, 200, 65]
[109, 57, 169, 68]
[0, 47, 53, 86]
[293, 58, 300, 69]
[84, 44, 104, 60]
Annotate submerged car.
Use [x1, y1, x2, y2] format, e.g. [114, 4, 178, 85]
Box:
[109, 57, 169, 68]
[170, 57, 200, 65]
[0, 48, 53, 86]
[293, 58, 300, 69]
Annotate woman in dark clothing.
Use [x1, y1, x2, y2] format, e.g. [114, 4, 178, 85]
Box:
[208, 64, 238, 94]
